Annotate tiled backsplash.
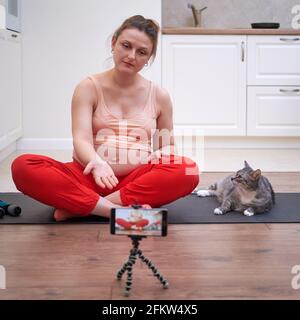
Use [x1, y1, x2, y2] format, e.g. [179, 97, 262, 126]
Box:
[162, 0, 298, 28]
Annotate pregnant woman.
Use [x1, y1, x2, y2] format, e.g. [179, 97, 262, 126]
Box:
[11, 15, 199, 221]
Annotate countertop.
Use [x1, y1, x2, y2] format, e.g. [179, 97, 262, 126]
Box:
[162, 27, 300, 35]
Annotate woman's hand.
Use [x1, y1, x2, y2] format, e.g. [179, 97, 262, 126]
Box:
[147, 149, 163, 162]
[147, 145, 175, 163]
[83, 159, 119, 189]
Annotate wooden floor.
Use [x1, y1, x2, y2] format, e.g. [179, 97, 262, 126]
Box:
[0, 172, 300, 300]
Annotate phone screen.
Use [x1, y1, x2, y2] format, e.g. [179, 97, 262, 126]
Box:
[111, 208, 168, 237]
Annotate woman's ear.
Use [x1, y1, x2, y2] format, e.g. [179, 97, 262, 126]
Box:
[111, 37, 117, 52]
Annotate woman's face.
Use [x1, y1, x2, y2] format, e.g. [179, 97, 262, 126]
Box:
[130, 210, 143, 221]
[112, 28, 153, 74]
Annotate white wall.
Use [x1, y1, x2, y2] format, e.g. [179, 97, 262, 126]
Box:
[20, 0, 161, 142]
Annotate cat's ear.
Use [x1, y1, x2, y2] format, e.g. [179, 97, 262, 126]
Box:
[251, 169, 261, 180]
[244, 160, 252, 169]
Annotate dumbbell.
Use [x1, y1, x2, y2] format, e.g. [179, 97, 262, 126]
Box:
[0, 200, 22, 218]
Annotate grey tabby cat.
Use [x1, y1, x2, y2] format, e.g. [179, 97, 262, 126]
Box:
[196, 161, 275, 216]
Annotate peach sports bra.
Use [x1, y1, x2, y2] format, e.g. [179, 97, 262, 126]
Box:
[73, 75, 160, 166]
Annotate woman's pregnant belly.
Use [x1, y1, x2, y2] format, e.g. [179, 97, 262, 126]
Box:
[97, 145, 151, 176]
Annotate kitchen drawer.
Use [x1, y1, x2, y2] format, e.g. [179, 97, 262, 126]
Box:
[247, 86, 300, 136]
[248, 36, 300, 85]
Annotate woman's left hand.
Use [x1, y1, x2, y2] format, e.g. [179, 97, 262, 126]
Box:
[147, 150, 162, 162]
[147, 147, 174, 162]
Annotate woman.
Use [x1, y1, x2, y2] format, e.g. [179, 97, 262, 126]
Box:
[11, 15, 199, 221]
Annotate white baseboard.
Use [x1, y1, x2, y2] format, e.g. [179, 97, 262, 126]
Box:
[17, 138, 73, 150]
[175, 136, 300, 149]
[0, 142, 17, 162]
[3, 137, 298, 172]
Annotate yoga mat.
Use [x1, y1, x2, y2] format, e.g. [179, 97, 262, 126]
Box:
[0, 192, 300, 224]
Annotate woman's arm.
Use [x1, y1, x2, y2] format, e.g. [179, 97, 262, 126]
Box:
[71, 79, 105, 166]
[72, 79, 119, 189]
[72, 79, 118, 189]
[152, 87, 177, 155]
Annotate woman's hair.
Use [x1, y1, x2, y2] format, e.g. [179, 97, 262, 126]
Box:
[112, 15, 160, 64]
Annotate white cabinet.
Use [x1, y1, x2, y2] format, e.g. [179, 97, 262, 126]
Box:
[248, 36, 300, 85]
[0, 28, 22, 151]
[162, 35, 247, 136]
[247, 36, 300, 136]
[163, 34, 300, 137]
[247, 86, 300, 136]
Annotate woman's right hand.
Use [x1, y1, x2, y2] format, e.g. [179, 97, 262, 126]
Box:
[83, 158, 119, 189]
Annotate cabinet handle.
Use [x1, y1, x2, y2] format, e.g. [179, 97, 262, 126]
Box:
[279, 89, 300, 93]
[280, 38, 300, 42]
[241, 41, 245, 62]
[11, 34, 18, 38]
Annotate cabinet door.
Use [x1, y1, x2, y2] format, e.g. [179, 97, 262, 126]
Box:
[0, 29, 22, 150]
[248, 36, 300, 85]
[247, 86, 300, 136]
[162, 35, 246, 136]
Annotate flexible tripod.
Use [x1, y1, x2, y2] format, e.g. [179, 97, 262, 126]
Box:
[116, 235, 169, 296]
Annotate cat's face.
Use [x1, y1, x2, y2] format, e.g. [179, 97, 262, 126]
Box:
[231, 161, 261, 190]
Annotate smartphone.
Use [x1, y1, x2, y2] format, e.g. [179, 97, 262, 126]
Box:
[111, 207, 168, 237]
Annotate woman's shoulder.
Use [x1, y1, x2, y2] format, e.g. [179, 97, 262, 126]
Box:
[147, 82, 172, 118]
[152, 83, 172, 110]
[154, 84, 170, 101]
[76, 72, 107, 88]
[72, 74, 105, 106]
[87, 72, 107, 83]
[74, 72, 108, 97]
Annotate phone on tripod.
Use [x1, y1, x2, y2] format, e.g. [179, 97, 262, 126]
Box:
[111, 207, 168, 237]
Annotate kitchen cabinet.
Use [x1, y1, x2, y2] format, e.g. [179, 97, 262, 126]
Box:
[247, 86, 300, 136]
[247, 36, 300, 85]
[0, 28, 22, 151]
[247, 36, 300, 136]
[162, 35, 247, 136]
[162, 34, 300, 137]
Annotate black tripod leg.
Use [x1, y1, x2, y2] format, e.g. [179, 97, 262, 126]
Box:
[116, 248, 135, 280]
[124, 250, 138, 296]
[138, 250, 169, 289]
[116, 261, 128, 280]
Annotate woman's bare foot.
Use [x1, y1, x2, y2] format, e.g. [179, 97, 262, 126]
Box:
[54, 208, 79, 222]
[125, 204, 152, 209]
[54, 204, 152, 222]
[141, 204, 152, 209]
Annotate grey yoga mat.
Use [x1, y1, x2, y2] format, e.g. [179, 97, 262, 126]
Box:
[0, 192, 300, 224]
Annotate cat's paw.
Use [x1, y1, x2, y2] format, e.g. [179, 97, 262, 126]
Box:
[243, 209, 255, 216]
[197, 190, 211, 197]
[214, 207, 224, 215]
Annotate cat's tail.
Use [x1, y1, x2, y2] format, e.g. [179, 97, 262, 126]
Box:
[208, 183, 218, 191]
[192, 182, 217, 194]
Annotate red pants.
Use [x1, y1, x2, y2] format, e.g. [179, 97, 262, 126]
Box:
[116, 218, 150, 230]
[11, 154, 199, 216]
